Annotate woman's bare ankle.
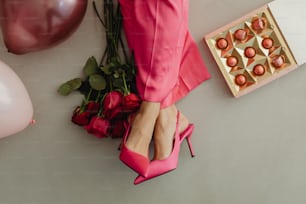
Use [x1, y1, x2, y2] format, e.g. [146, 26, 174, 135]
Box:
[153, 105, 177, 160]
[153, 105, 190, 160]
[125, 101, 160, 157]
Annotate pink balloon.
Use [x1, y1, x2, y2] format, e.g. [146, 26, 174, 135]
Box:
[0, 60, 33, 138]
[0, 0, 88, 54]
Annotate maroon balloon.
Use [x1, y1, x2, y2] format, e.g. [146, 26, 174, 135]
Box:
[0, 0, 88, 54]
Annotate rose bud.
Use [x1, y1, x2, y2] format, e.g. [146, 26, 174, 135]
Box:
[123, 93, 141, 113]
[84, 116, 110, 138]
[71, 106, 91, 126]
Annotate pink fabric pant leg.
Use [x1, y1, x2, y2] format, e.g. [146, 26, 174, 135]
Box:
[119, 0, 210, 108]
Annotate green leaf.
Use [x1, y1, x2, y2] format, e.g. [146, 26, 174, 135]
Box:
[58, 83, 73, 96]
[89, 74, 106, 91]
[100, 63, 113, 75]
[67, 78, 82, 90]
[113, 71, 120, 78]
[57, 78, 82, 96]
[112, 78, 123, 89]
[83, 56, 98, 76]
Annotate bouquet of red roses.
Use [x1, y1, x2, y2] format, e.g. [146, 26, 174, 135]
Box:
[58, 0, 140, 138]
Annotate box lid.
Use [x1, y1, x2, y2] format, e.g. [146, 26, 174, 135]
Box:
[269, 0, 306, 65]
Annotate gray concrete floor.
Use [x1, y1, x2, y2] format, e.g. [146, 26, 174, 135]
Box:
[0, 0, 306, 203]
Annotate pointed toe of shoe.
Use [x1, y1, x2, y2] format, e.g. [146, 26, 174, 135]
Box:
[119, 148, 149, 177]
[134, 175, 145, 185]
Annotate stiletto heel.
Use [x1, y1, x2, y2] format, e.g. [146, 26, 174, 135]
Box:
[186, 135, 195, 157]
[119, 118, 149, 177]
[134, 112, 195, 185]
[117, 142, 122, 151]
[179, 124, 195, 157]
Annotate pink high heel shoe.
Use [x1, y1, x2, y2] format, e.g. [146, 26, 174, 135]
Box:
[119, 118, 150, 177]
[134, 111, 195, 185]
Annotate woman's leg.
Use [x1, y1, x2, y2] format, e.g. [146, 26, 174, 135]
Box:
[153, 31, 211, 160]
[125, 101, 159, 157]
[153, 104, 189, 160]
[120, 0, 189, 103]
[119, 0, 210, 158]
[119, 0, 189, 156]
[159, 31, 211, 108]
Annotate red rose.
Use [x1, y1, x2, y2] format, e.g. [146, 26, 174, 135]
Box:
[103, 91, 123, 110]
[83, 116, 110, 138]
[123, 93, 141, 113]
[86, 101, 100, 115]
[103, 91, 124, 119]
[110, 119, 127, 138]
[107, 106, 125, 120]
[71, 106, 91, 126]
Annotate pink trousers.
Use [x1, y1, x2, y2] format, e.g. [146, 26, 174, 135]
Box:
[119, 0, 210, 108]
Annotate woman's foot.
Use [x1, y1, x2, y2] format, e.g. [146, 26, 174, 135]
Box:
[153, 105, 189, 160]
[125, 101, 160, 157]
